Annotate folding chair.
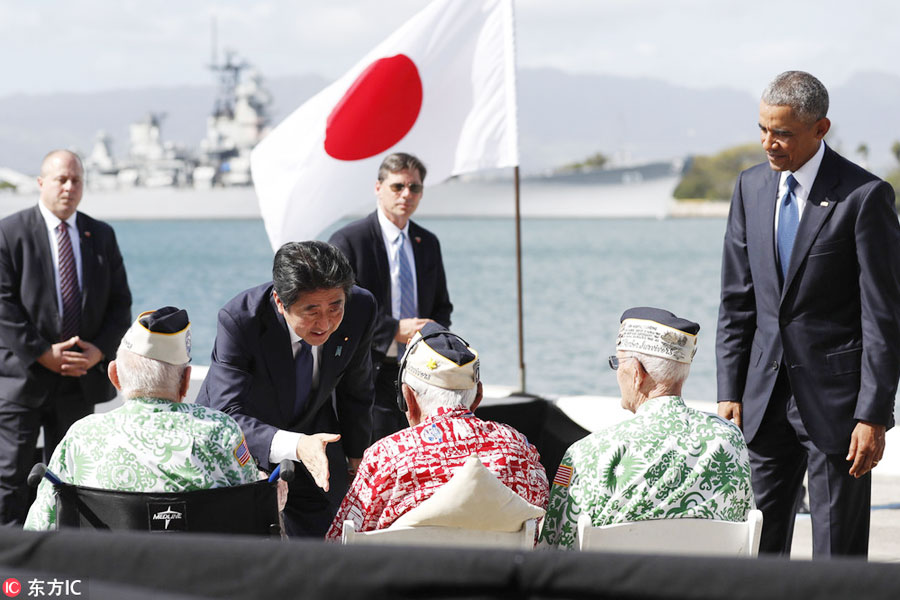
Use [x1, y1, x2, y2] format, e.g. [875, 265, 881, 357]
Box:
[28, 461, 294, 537]
[341, 518, 538, 550]
[576, 510, 763, 557]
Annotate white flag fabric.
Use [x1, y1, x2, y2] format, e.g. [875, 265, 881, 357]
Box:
[251, 0, 519, 250]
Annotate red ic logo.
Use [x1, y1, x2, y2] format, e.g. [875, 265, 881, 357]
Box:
[2, 578, 20, 598]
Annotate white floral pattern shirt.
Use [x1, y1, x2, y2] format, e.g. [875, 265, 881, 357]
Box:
[24, 396, 258, 530]
[540, 396, 753, 549]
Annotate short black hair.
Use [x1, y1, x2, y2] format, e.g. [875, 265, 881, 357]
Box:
[377, 152, 427, 182]
[272, 241, 355, 309]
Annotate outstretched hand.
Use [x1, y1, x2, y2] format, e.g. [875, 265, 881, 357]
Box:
[296, 433, 341, 491]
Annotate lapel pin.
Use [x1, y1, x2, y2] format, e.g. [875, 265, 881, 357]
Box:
[819, 201, 829, 207]
[335, 346, 342, 357]
[415, 236, 422, 243]
[84, 231, 91, 237]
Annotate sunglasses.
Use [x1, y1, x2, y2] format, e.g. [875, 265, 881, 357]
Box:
[389, 182, 424, 194]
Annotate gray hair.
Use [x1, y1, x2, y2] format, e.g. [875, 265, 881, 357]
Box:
[402, 373, 477, 415]
[626, 351, 690, 387]
[761, 71, 829, 123]
[115, 347, 187, 399]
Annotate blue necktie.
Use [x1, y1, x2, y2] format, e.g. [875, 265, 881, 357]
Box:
[776, 174, 799, 280]
[295, 341, 312, 416]
[397, 232, 416, 358]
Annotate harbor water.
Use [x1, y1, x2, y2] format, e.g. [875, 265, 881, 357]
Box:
[113, 215, 727, 402]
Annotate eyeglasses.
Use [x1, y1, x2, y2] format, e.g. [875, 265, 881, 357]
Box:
[389, 182, 424, 194]
[608, 355, 641, 370]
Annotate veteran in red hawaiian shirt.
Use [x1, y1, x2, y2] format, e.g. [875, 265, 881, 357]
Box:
[326, 324, 548, 540]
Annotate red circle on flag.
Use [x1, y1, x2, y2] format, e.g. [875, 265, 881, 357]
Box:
[324, 54, 423, 161]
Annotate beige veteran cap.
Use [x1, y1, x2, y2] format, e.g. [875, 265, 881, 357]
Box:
[403, 322, 479, 390]
[616, 306, 699, 364]
[120, 307, 191, 365]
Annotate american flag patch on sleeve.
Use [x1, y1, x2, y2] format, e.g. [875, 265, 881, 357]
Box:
[553, 464, 573, 488]
[234, 437, 252, 466]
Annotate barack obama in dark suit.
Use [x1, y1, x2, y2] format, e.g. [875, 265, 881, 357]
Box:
[716, 71, 900, 557]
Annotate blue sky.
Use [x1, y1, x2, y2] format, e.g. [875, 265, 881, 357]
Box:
[2, 0, 899, 97]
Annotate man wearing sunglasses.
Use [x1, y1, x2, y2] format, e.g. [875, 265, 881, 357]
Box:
[540, 307, 753, 549]
[330, 152, 453, 443]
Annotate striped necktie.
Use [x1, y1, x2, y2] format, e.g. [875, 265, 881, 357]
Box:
[56, 222, 81, 340]
[397, 232, 416, 358]
[776, 174, 799, 280]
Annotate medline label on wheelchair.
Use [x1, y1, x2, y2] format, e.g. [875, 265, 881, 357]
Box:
[148, 503, 187, 531]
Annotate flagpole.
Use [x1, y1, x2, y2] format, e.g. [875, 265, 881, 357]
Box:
[514, 165, 526, 393]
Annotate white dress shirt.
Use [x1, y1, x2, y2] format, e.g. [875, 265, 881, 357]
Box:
[269, 316, 321, 465]
[37, 202, 83, 319]
[774, 141, 826, 233]
[377, 207, 418, 358]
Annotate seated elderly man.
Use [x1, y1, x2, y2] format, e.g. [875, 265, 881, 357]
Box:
[24, 307, 259, 530]
[540, 307, 753, 549]
[326, 323, 548, 540]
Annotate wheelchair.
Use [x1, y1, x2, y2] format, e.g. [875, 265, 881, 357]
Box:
[28, 460, 294, 537]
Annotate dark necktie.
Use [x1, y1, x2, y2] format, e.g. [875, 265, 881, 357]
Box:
[776, 174, 800, 280]
[397, 232, 416, 358]
[56, 222, 81, 340]
[295, 340, 313, 416]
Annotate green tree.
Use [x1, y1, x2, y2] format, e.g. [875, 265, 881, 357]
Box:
[673, 143, 766, 201]
[558, 152, 608, 172]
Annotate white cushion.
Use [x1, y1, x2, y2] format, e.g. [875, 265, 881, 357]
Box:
[390, 454, 544, 532]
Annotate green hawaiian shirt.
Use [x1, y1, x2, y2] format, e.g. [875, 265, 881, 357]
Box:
[24, 397, 259, 531]
[540, 395, 753, 549]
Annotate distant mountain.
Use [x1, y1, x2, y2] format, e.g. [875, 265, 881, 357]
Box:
[2, 68, 899, 177]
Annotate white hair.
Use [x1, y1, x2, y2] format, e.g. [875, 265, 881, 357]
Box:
[402, 373, 477, 415]
[627, 351, 690, 387]
[115, 347, 187, 399]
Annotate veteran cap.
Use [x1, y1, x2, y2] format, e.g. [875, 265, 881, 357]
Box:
[616, 307, 699, 364]
[403, 322, 479, 390]
[120, 306, 192, 365]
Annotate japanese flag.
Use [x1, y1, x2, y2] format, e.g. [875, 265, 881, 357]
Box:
[251, 0, 519, 250]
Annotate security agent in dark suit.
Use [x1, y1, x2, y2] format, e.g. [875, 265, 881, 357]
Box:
[0, 150, 132, 525]
[196, 241, 377, 537]
[716, 71, 900, 557]
[329, 153, 452, 442]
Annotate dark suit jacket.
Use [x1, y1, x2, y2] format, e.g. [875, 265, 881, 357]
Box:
[195, 282, 376, 504]
[0, 206, 132, 407]
[716, 146, 900, 454]
[329, 211, 452, 358]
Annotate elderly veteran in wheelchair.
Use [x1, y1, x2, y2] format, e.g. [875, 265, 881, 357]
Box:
[326, 322, 548, 542]
[24, 306, 265, 530]
[540, 307, 754, 549]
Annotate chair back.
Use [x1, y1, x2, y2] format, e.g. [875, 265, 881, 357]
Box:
[341, 518, 537, 550]
[576, 510, 763, 557]
[53, 479, 281, 537]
